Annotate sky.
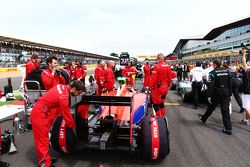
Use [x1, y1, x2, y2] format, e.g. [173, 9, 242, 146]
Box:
[0, 0, 249, 57]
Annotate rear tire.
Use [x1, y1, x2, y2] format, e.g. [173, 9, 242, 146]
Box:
[182, 89, 192, 102]
[59, 69, 70, 84]
[141, 117, 169, 160]
[51, 116, 76, 154]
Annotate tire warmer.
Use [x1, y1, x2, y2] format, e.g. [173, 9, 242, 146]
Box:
[150, 117, 160, 159]
[58, 119, 69, 154]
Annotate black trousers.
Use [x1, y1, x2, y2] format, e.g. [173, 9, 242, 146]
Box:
[177, 73, 182, 81]
[202, 96, 232, 130]
[232, 79, 243, 109]
[183, 72, 188, 80]
[192, 81, 203, 107]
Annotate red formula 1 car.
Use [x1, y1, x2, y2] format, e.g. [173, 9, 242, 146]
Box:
[50, 85, 170, 160]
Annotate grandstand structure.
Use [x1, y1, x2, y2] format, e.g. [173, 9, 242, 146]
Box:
[0, 36, 118, 67]
[173, 17, 250, 63]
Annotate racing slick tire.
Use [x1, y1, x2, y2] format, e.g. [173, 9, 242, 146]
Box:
[25, 69, 45, 90]
[170, 81, 176, 90]
[25, 69, 70, 90]
[58, 69, 70, 85]
[51, 116, 76, 154]
[141, 117, 169, 160]
[181, 88, 192, 102]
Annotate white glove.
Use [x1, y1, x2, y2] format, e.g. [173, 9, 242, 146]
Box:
[207, 97, 212, 104]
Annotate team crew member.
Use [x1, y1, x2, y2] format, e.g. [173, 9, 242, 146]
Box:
[190, 61, 204, 109]
[176, 63, 183, 81]
[31, 80, 85, 167]
[199, 59, 233, 135]
[203, 62, 214, 82]
[94, 60, 106, 95]
[104, 60, 115, 91]
[143, 60, 151, 88]
[64, 62, 71, 77]
[70, 61, 77, 81]
[25, 53, 40, 76]
[239, 48, 250, 125]
[41, 56, 66, 90]
[74, 61, 87, 84]
[122, 61, 137, 87]
[149, 54, 172, 117]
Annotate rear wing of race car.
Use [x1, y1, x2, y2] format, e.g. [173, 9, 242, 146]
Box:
[77, 95, 135, 150]
[78, 95, 132, 106]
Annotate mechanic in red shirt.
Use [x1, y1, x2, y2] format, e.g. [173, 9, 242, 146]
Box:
[122, 61, 137, 87]
[104, 60, 115, 91]
[31, 80, 85, 167]
[41, 56, 66, 91]
[70, 61, 77, 81]
[64, 62, 72, 78]
[94, 60, 106, 95]
[149, 54, 172, 117]
[25, 53, 40, 76]
[74, 61, 87, 84]
[143, 59, 151, 89]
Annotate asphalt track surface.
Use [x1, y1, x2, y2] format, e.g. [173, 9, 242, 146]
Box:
[1, 79, 250, 167]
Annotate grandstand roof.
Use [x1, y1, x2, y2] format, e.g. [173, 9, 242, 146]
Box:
[0, 35, 118, 60]
[173, 16, 250, 53]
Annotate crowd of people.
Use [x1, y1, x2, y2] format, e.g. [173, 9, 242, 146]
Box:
[167, 50, 250, 135]
[1, 48, 249, 167]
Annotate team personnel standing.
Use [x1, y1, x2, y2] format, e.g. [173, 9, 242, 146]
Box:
[239, 48, 250, 125]
[176, 63, 183, 81]
[74, 61, 87, 84]
[104, 60, 115, 91]
[229, 64, 244, 113]
[203, 62, 214, 82]
[70, 61, 77, 81]
[149, 54, 172, 117]
[41, 56, 66, 90]
[64, 62, 71, 77]
[122, 61, 137, 87]
[25, 53, 40, 76]
[190, 61, 204, 109]
[94, 60, 106, 95]
[143, 60, 151, 89]
[31, 80, 85, 167]
[199, 59, 233, 135]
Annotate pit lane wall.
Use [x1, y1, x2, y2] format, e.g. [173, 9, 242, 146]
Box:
[0, 64, 98, 73]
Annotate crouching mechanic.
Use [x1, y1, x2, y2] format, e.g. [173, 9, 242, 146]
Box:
[149, 54, 172, 117]
[31, 80, 85, 167]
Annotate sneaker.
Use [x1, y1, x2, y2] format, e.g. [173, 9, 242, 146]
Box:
[239, 119, 249, 125]
[198, 114, 206, 123]
[222, 129, 232, 135]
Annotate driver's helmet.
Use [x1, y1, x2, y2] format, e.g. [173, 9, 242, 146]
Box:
[117, 77, 127, 85]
